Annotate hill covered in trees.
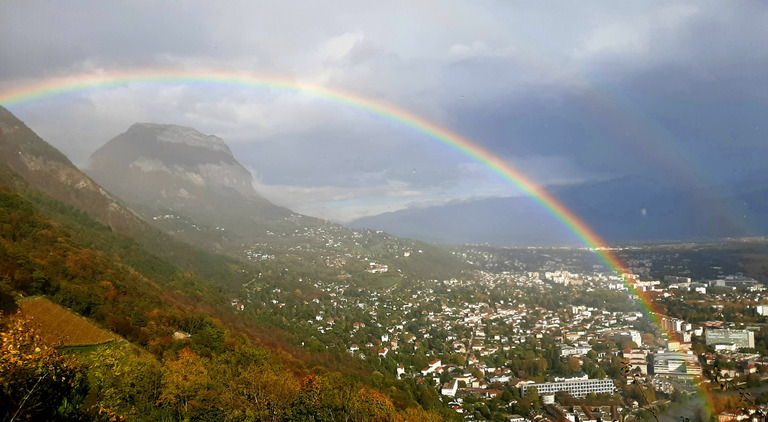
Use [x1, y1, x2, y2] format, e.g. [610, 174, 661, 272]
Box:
[0, 108, 457, 421]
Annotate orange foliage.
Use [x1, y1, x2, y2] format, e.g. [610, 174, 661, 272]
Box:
[0, 312, 87, 420]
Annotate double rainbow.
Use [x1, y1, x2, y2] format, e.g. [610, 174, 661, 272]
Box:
[1, 69, 636, 271]
[0, 67, 678, 335]
[0, 67, 712, 413]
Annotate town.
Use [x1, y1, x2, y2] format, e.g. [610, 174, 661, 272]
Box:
[234, 242, 768, 422]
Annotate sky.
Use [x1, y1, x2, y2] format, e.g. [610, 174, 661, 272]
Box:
[1, 1, 767, 222]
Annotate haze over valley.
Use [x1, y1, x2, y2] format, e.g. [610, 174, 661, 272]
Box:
[2, 2, 768, 422]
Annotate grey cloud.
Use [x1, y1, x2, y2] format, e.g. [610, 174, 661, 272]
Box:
[2, 0, 767, 220]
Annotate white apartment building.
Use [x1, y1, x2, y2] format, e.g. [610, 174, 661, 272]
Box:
[521, 379, 615, 398]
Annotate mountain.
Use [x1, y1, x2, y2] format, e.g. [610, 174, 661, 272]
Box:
[0, 107, 149, 235]
[86, 123, 294, 250]
[0, 106, 252, 283]
[351, 176, 768, 246]
[0, 109, 443, 421]
[82, 123, 468, 279]
[0, 107, 463, 421]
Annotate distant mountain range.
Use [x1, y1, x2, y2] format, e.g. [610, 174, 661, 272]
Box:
[351, 176, 768, 245]
[59, 117, 461, 279]
[8, 101, 764, 250]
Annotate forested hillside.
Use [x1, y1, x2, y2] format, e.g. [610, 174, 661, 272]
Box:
[0, 162, 454, 420]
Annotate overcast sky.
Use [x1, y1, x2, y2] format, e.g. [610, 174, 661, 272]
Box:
[1, 1, 767, 222]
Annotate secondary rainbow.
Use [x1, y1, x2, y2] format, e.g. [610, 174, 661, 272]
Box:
[0, 68, 665, 308]
[1, 67, 714, 414]
[0, 71, 625, 259]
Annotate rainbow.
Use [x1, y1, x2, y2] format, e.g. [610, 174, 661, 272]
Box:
[0, 68, 713, 414]
[0, 69, 632, 271]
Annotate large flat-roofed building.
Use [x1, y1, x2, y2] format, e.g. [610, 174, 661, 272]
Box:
[651, 352, 702, 376]
[521, 379, 615, 398]
[705, 329, 755, 349]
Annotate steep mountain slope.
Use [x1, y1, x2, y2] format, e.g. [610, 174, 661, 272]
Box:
[84, 122, 469, 281]
[86, 123, 292, 250]
[0, 108, 454, 421]
[352, 176, 768, 245]
[0, 107, 147, 235]
[0, 106, 249, 283]
[0, 155, 443, 421]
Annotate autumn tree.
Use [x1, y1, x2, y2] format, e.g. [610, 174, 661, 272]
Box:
[0, 312, 88, 420]
[89, 345, 163, 416]
[213, 362, 298, 421]
[350, 388, 398, 422]
[289, 375, 324, 421]
[158, 347, 211, 419]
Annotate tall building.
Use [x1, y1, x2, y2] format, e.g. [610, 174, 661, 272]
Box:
[705, 329, 755, 349]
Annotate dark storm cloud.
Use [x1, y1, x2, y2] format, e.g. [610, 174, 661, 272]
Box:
[431, 2, 768, 190]
[1, 0, 767, 220]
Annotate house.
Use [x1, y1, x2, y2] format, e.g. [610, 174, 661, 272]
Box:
[230, 299, 244, 310]
[719, 408, 764, 422]
[172, 331, 191, 340]
[441, 380, 458, 397]
[397, 365, 405, 378]
[454, 373, 475, 385]
[421, 359, 443, 376]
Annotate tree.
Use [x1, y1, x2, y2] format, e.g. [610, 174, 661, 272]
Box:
[89, 345, 163, 416]
[289, 375, 323, 421]
[621, 341, 639, 350]
[525, 387, 539, 404]
[0, 312, 88, 420]
[158, 347, 210, 419]
[641, 333, 656, 346]
[225, 364, 297, 421]
[566, 357, 582, 372]
[350, 388, 397, 422]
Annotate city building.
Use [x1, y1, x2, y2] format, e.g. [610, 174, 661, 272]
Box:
[441, 380, 458, 397]
[521, 379, 615, 398]
[651, 352, 702, 376]
[623, 349, 649, 374]
[705, 329, 755, 349]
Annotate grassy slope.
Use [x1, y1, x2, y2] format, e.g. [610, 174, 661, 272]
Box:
[17, 297, 119, 346]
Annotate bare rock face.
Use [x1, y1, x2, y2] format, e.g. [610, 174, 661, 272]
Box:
[86, 123, 291, 250]
[89, 123, 260, 200]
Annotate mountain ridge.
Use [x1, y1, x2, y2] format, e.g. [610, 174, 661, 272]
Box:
[351, 175, 768, 246]
[0, 106, 149, 235]
[0, 105, 253, 283]
[89, 122, 272, 201]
